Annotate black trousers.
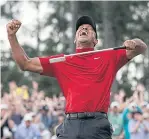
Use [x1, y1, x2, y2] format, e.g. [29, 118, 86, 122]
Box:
[56, 113, 113, 139]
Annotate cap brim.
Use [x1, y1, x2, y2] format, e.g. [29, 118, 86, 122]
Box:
[132, 111, 142, 114]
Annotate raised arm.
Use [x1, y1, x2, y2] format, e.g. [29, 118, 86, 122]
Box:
[123, 38, 148, 60]
[7, 19, 43, 73]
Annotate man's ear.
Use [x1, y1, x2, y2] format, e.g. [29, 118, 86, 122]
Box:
[93, 39, 98, 46]
[74, 38, 76, 44]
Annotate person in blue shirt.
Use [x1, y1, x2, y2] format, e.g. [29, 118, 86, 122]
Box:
[40, 105, 53, 130]
[128, 109, 147, 139]
[122, 102, 142, 139]
[15, 114, 41, 139]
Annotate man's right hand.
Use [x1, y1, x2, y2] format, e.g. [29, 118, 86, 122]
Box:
[6, 19, 43, 74]
[6, 19, 21, 37]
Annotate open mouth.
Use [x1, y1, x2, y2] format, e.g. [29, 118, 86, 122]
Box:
[79, 31, 88, 36]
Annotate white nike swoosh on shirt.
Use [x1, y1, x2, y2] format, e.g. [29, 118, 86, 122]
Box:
[94, 57, 100, 59]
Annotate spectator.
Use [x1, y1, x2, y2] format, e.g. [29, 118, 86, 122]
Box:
[29, 112, 42, 130]
[26, 99, 34, 111]
[122, 102, 142, 139]
[142, 113, 149, 138]
[128, 109, 147, 139]
[108, 101, 123, 139]
[39, 105, 53, 130]
[15, 85, 29, 100]
[39, 123, 52, 139]
[8, 119, 17, 138]
[0, 104, 12, 139]
[15, 114, 41, 139]
[10, 104, 23, 126]
[51, 113, 65, 139]
[9, 81, 29, 100]
[1, 81, 148, 138]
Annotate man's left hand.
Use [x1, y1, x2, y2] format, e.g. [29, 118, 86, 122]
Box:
[123, 40, 136, 50]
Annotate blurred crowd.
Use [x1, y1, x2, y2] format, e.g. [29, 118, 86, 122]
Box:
[1, 81, 149, 139]
[109, 84, 149, 139]
[1, 81, 65, 139]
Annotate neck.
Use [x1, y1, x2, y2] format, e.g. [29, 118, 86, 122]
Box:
[113, 111, 118, 115]
[77, 45, 93, 49]
[76, 41, 95, 48]
[76, 47, 94, 53]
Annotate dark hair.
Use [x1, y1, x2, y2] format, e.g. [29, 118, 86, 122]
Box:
[42, 105, 49, 111]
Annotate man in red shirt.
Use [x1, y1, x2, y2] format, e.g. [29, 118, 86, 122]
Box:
[7, 16, 147, 139]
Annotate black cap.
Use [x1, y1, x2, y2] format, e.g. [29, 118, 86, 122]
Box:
[76, 15, 97, 39]
[131, 109, 142, 114]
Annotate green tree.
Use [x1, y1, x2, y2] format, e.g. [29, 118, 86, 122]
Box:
[1, 1, 149, 97]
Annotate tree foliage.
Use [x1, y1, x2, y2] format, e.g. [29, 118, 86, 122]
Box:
[1, 1, 149, 96]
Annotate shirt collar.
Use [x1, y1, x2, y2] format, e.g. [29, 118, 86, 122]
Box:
[76, 47, 94, 53]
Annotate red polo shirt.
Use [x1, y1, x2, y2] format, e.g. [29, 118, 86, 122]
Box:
[39, 48, 128, 113]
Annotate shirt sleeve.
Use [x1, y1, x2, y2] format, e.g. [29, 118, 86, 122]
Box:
[122, 108, 129, 124]
[115, 49, 129, 71]
[38, 54, 64, 77]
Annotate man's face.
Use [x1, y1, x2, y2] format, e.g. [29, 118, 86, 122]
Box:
[134, 113, 142, 120]
[113, 106, 119, 113]
[25, 120, 31, 127]
[11, 104, 17, 112]
[75, 24, 97, 46]
[41, 110, 48, 115]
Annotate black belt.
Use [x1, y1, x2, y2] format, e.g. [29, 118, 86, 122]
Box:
[66, 112, 107, 119]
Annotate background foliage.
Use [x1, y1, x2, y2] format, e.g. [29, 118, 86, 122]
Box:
[1, 1, 149, 97]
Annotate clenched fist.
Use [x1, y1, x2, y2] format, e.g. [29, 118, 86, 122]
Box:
[123, 40, 136, 50]
[6, 19, 21, 36]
